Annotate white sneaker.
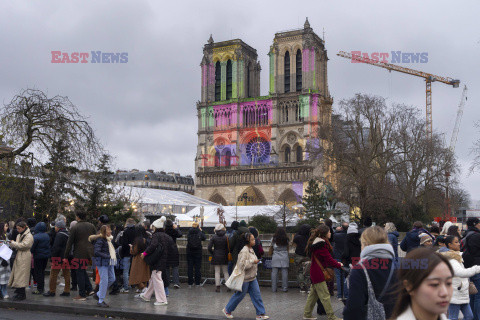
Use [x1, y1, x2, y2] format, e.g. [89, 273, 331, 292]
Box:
[3, 295, 9, 299]
[173, 284, 180, 289]
[119, 288, 129, 293]
[154, 301, 168, 306]
[223, 308, 234, 319]
[303, 317, 317, 320]
[256, 316, 269, 320]
[139, 294, 150, 302]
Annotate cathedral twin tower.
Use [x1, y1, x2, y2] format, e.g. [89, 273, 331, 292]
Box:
[195, 19, 333, 207]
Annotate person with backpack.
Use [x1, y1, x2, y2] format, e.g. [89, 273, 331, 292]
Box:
[186, 222, 206, 287]
[442, 235, 480, 320]
[303, 225, 343, 320]
[293, 224, 312, 293]
[343, 226, 397, 320]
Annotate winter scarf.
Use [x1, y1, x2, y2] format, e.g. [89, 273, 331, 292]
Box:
[107, 235, 117, 266]
[360, 243, 395, 261]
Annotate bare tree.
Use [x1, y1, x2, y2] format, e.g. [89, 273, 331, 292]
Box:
[309, 93, 458, 223]
[0, 89, 101, 167]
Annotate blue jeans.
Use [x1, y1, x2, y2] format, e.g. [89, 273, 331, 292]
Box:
[228, 261, 234, 276]
[335, 259, 348, 299]
[121, 257, 131, 290]
[97, 266, 115, 303]
[166, 266, 180, 286]
[225, 279, 266, 316]
[449, 303, 474, 320]
[471, 274, 480, 320]
[0, 284, 7, 297]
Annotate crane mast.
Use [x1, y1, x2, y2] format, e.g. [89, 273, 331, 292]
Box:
[337, 51, 460, 140]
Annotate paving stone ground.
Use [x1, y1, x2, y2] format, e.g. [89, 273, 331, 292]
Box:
[0, 283, 344, 320]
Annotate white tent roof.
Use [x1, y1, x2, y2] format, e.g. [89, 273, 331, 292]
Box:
[114, 186, 217, 206]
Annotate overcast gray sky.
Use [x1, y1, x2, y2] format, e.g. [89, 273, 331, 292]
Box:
[1, 0, 479, 203]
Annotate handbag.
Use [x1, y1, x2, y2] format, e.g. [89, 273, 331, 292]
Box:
[313, 254, 334, 282]
[143, 243, 163, 267]
[225, 264, 244, 292]
[226, 237, 233, 262]
[470, 281, 478, 295]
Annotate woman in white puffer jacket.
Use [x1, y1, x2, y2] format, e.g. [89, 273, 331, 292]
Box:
[442, 235, 480, 320]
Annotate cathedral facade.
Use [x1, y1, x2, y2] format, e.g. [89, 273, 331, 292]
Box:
[195, 19, 333, 206]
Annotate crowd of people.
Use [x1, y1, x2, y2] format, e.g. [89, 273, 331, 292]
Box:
[2, 213, 480, 319]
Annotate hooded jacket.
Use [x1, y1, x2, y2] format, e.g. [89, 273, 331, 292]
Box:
[343, 244, 397, 320]
[208, 229, 229, 265]
[293, 224, 311, 257]
[144, 230, 171, 272]
[51, 228, 69, 259]
[31, 222, 51, 259]
[442, 250, 480, 304]
[309, 237, 342, 284]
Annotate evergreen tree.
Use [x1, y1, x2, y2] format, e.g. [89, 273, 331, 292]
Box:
[79, 154, 133, 223]
[302, 179, 327, 221]
[36, 137, 79, 222]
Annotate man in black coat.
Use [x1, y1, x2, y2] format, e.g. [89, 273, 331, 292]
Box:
[186, 222, 206, 286]
[120, 218, 136, 293]
[333, 222, 349, 299]
[44, 220, 70, 297]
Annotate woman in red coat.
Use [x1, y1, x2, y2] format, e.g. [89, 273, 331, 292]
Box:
[303, 224, 343, 320]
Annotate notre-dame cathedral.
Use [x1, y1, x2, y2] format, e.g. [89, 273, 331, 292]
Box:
[195, 18, 333, 207]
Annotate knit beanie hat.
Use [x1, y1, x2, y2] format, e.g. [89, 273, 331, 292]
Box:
[55, 220, 66, 229]
[239, 220, 247, 227]
[419, 233, 432, 245]
[215, 223, 225, 232]
[347, 222, 358, 234]
[152, 216, 166, 229]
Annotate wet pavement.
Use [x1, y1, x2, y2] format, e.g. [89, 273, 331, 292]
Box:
[0, 283, 344, 320]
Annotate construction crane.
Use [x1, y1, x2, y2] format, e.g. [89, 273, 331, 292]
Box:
[337, 51, 460, 140]
[445, 85, 468, 220]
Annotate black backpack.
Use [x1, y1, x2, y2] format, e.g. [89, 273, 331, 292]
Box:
[188, 231, 202, 249]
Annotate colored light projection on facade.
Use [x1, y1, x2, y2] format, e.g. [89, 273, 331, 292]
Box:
[302, 47, 316, 87]
[200, 92, 321, 169]
[292, 181, 304, 202]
